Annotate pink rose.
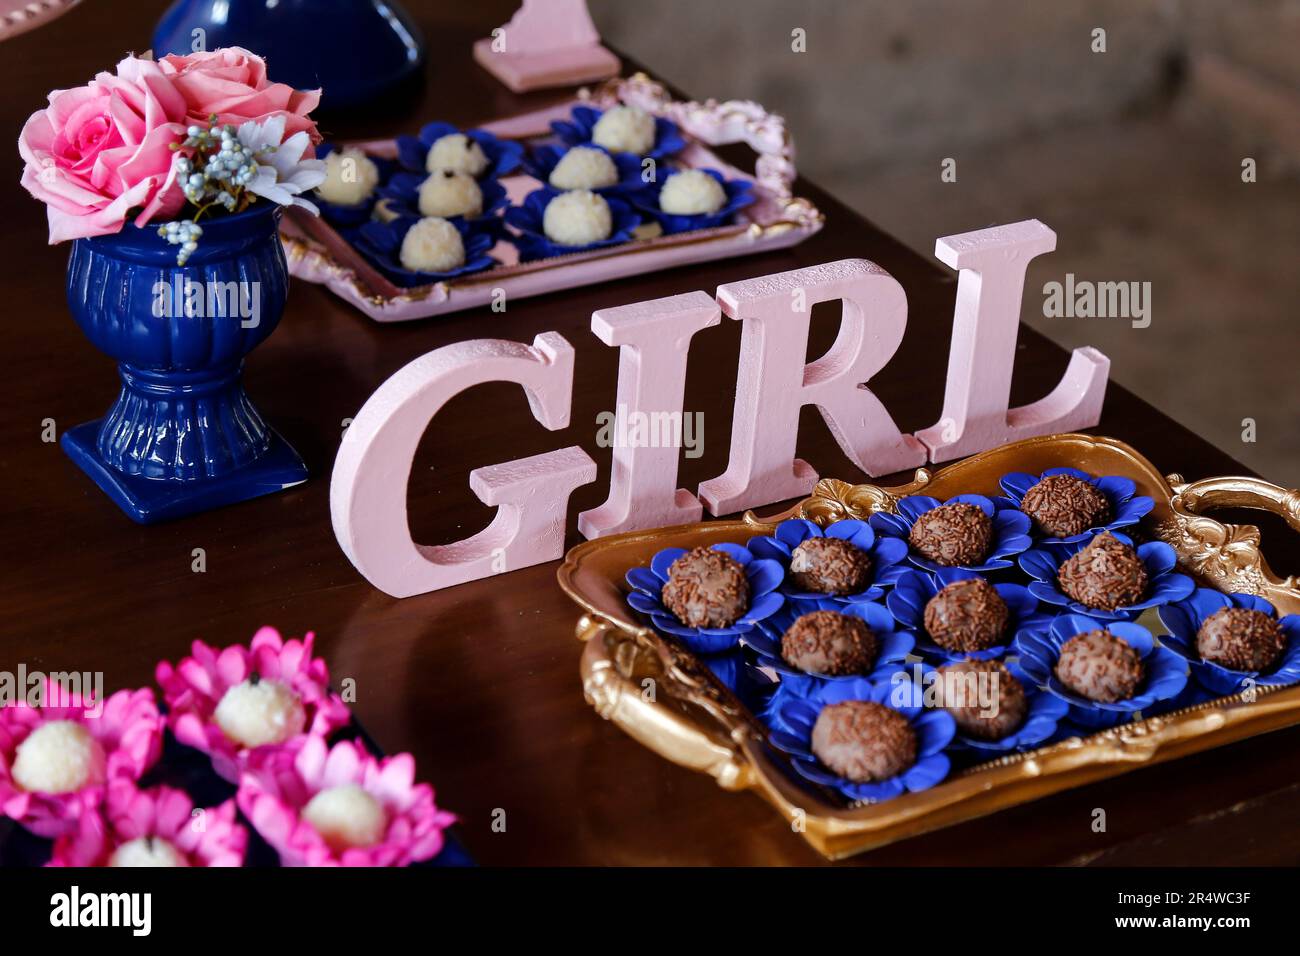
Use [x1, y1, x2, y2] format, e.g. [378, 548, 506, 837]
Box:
[158, 47, 321, 145]
[18, 55, 189, 243]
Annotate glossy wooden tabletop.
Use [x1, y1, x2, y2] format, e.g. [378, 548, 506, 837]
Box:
[3, 3, 1298, 866]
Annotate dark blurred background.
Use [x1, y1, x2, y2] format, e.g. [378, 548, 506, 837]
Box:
[589, 0, 1300, 485]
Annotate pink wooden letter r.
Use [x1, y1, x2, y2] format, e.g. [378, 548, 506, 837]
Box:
[698, 259, 927, 515]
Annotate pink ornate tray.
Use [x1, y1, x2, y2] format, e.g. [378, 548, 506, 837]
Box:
[279, 73, 823, 323]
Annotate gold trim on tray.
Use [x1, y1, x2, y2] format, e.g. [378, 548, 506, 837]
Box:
[556, 433, 1300, 859]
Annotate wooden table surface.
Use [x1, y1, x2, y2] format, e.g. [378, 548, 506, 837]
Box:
[4, 3, 1298, 866]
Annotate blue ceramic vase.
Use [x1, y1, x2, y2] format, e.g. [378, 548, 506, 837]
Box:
[62, 202, 308, 524]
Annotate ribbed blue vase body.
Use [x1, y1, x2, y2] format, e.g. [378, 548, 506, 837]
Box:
[65, 204, 288, 482]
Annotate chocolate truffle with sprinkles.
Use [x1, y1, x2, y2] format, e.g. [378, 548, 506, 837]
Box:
[935, 659, 1028, 739]
[789, 537, 872, 595]
[1055, 629, 1145, 702]
[1057, 533, 1148, 611]
[811, 700, 917, 782]
[1021, 474, 1110, 537]
[1197, 607, 1286, 671]
[923, 577, 1010, 653]
[908, 502, 993, 566]
[780, 610, 879, 677]
[660, 546, 750, 629]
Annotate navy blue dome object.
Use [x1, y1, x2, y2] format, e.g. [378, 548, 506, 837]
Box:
[153, 0, 425, 113]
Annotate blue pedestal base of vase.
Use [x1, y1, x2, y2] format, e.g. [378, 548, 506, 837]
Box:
[62, 421, 308, 525]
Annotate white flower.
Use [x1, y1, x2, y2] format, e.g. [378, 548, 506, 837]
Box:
[237, 115, 327, 215]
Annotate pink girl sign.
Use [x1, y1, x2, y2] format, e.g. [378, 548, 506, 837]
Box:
[331, 219, 1108, 598]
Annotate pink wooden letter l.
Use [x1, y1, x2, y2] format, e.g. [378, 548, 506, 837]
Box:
[330, 333, 596, 598]
[915, 219, 1110, 463]
[698, 259, 928, 516]
[578, 291, 720, 539]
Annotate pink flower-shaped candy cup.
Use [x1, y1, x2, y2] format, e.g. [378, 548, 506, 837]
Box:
[0, 681, 162, 838]
[48, 780, 247, 867]
[156, 626, 351, 782]
[238, 736, 456, 867]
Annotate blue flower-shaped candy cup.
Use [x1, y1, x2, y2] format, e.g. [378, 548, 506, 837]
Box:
[395, 121, 524, 180]
[999, 467, 1154, 545]
[1158, 589, 1300, 695]
[758, 660, 932, 736]
[745, 599, 913, 693]
[625, 543, 784, 654]
[504, 188, 640, 262]
[551, 104, 686, 160]
[746, 518, 908, 606]
[869, 494, 1033, 573]
[1014, 614, 1188, 728]
[522, 144, 647, 196]
[628, 168, 755, 233]
[376, 171, 510, 225]
[926, 658, 1069, 752]
[1019, 531, 1195, 621]
[769, 678, 955, 803]
[699, 646, 776, 715]
[354, 216, 497, 288]
[312, 142, 397, 227]
[887, 566, 1050, 661]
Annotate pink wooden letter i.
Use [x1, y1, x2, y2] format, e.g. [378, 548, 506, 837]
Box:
[915, 219, 1110, 462]
[330, 333, 596, 598]
[578, 291, 720, 539]
[698, 259, 928, 515]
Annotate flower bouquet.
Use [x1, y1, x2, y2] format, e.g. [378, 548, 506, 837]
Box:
[17, 48, 327, 523]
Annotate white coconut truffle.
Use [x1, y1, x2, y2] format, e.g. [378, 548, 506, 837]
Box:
[548, 146, 618, 190]
[213, 677, 306, 749]
[399, 217, 466, 273]
[426, 132, 489, 177]
[659, 169, 727, 216]
[303, 784, 387, 853]
[317, 147, 381, 206]
[11, 720, 106, 794]
[109, 837, 190, 868]
[542, 190, 613, 246]
[592, 105, 656, 155]
[418, 170, 483, 218]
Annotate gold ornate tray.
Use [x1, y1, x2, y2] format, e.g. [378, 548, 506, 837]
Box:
[556, 433, 1300, 859]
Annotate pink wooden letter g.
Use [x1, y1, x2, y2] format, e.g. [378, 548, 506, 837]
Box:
[330, 333, 596, 598]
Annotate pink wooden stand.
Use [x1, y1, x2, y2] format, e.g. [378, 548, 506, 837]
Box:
[472, 0, 620, 94]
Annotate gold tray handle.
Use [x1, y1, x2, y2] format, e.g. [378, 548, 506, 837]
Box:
[1164, 474, 1300, 614]
[577, 615, 754, 791]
